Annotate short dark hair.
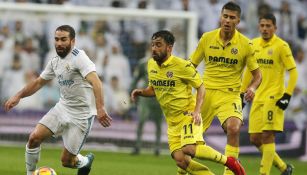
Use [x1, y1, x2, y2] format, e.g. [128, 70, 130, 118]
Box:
[222, 1, 241, 17]
[56, 25, 75, 39]
[151, 30, 175, 46]
[259, 13, 276, 26]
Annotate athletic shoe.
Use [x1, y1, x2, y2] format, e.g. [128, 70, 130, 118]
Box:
[281, 164, 294, 175]
[77, 153, 94, 175]
[225, 156, 246, 175]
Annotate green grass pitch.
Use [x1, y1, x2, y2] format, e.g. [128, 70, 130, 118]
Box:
[0, 145, 305, 175]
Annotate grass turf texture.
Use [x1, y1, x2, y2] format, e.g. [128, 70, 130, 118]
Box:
[0, 145, 305, 175]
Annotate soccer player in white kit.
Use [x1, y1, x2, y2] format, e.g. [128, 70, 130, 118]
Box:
[4, 25, 112, 175]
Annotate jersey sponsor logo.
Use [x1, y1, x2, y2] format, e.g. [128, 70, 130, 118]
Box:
[268, 49, 273, 55]
[150, 79, 175, 87]
[208, 56, 238, 64]
[257, 58, 274, 65]
[184, 135, 194, 139]
[166, 71, 173, 78]
[209, 45, 220, 49]
[150, 69, 157, 74]
[231, 48, 238, 55]
[58, 79, 74, 86]
[57, 74, 74, 86]
[72, 49, 79, 56]
[280, 99, 289, 104]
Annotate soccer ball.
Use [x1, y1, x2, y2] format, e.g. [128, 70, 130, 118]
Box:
[33, 166, 57, 175]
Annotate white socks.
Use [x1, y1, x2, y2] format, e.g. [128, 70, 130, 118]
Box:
[25, 144, 41, 175]
[76, 154, 89, 168]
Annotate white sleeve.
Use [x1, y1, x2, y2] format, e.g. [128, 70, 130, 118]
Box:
[40, 59, 55, 80]
[75, 50, 96, 78]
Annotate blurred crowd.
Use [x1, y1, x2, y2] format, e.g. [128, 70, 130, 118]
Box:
[0, 0, 306, 123]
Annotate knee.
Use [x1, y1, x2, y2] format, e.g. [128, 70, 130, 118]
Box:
[262, 132, 275, 143]
[28, 132, 42, 148]
[182, 145, 196, 157]
[172, 152, 190, 170]
[226, 124, 240, 136]
[249, 135, 261, 147]
[174, 157, 189, 170]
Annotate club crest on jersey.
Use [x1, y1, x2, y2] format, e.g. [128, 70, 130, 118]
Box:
[231, 48, 238, 55]
[166, 71, 173, 78]
[268, 49, 273, 55]
[65, 64, 70, 71]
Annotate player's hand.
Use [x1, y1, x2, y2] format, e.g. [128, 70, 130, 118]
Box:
[96, 108, 112, 127]
[276, 93, 291, 110]
[4, 95, 21, 112]
[244, 87, 255, 102]
[192, 112, 202, 126]
[130, 89, 142, 102]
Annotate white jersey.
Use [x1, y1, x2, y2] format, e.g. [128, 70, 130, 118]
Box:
[40, 48, 97, 120]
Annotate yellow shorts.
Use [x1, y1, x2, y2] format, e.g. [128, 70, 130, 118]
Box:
[249, 100, 284, 133]
[167, 112, 204, 154]
[201, 89, 243, 132]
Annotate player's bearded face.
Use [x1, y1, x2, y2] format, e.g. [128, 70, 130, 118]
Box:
[55, 30, 74, 58]
[151, 37, 169, 64]
[220, 9, 240, 33]
[152, 48, 167, 63]
[259, 19, 276, 41]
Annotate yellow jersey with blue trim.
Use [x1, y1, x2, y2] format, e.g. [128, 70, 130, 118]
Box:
[190, 28, 259, 91]
[252, 34, 296, 102]
[147, 55, 203, 123]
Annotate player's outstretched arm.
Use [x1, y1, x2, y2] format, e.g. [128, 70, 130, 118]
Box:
[86, 71, 112, 127]
[130, 86, 155, 102]
[4, 77, 49, 112]
[276, 68, 298, 110]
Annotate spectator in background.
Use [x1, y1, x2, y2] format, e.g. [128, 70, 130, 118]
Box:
[0, 35, 10, 101]
[109, 75, 131, 120]
[93, 34, 109, 77]
[104, 43, 131, 91]
[125, 0, 158, 69]
[75, 26, 95, 59]
[275, 0, 298, 45]
[287, 47, 307, 131]
[13, 20, 27, 44]
[20, 37, 41, 72]
[1, 53, 26, 103]
[197, 0, 223, 36]
[130, 48, 163, 156]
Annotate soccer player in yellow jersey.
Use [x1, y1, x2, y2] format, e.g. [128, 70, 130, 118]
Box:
[241, 13, 298, 175]
[131, 30, 246, 175]
[190, 2, 262, 175]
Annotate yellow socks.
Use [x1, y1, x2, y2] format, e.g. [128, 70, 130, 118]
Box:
[223, 144, 239, 175]
[177, 167, 188, 175]
[186, 159, 214, 175]
[259, 145, 287, 172]
[260, 143, 275, 175]
[195, 144, 227, 164]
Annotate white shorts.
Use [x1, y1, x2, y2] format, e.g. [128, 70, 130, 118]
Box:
[39, 106, 94, 155]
